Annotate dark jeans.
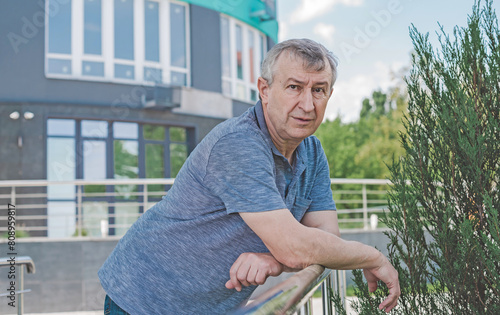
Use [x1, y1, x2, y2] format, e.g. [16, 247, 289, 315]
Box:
[104, 295, 130, 315]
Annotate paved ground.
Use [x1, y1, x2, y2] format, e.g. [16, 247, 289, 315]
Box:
[312, 297, 357, 314]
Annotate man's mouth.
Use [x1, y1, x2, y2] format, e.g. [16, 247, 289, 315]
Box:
[293, 117, 313, 123]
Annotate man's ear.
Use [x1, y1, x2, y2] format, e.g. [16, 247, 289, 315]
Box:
[258, 77, 269, 103]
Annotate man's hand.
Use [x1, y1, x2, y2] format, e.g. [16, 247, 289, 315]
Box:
[225, 252, 284, 292]
[363, 255, 400, 313]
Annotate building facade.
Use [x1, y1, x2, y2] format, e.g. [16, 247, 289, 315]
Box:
[0, 0, 278, 237]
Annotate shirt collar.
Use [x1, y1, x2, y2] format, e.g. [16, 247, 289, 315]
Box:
[253, 101, 308, 167]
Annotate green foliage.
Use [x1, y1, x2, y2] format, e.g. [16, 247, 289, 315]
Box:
[3, 226, 30, 239]
[114, 140, 139, 200]
[72, 228, 88, 237]
[337, 1, 500, 313]
[315, 76, 407, 228]
[315, 88, 407, 181]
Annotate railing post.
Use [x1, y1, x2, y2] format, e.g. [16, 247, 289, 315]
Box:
[18, 265, 24, 315]
[322, 272, 333, 315]
[332, 270, 347, 315]
[362, 183, 368, 230]
[304, 299, 311, 315]
[76, 185, 83, 237]
[11, 186, 16, 205]
[143, 184, 148, 212]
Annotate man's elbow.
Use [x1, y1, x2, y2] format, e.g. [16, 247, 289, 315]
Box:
[273, 244, 315, 270]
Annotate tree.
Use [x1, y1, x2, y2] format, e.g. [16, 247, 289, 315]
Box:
[333, 1, 500, 313]
[315, 82, 407, 228]
[360, 90, 389, 119]
[317, 87, 407, 181]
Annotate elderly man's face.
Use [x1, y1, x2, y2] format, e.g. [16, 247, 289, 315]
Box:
[259, 52, 333, 147]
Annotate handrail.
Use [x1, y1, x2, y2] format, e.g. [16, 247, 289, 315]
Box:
[0, 256, 36, 315]
[0, 178, 176, 187]
[0, 178, 393, 237]
[231, 265, 331, 315]
[0, 256, 35, 274]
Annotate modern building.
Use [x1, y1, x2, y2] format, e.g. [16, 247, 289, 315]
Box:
[0, 0, 278, 237]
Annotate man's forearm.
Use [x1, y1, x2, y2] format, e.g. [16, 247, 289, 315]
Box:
[308, 228, 384, 270]
[238, 209, 400, 312]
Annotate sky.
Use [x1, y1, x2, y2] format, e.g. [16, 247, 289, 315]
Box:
[277, 0, 500, 122]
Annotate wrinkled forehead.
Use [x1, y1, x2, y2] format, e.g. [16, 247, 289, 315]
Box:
[276, 50, 333, 84]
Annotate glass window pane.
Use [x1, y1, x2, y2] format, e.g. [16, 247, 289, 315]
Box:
[170, 127, 186, 142]
[48, 59, 72, 75]
[82, 120, 108, 138]
[144, 0, 159, 62]
[83, 201, 108, 237]
[114, 0, 134, 60]
[170, 143, 187, 178]
[113, 122, 138, 139]
[114, 204, 140, 236]
[248, 30, 255, 83]
[48, 0, 71, 54]
[48, 119, 75, 136]
[170, 71, 186, 86]
[250, 89, 257, 102]
[144, 124, 165, 141]
[82, 61, 104, 77]
[84, 0, 102, 55]
[220, 17, 231, 78]
[47, 201, 76, 238]
[235, 25, 243, 80]
[146, 144, 164, 178]
[114, 64, 135, 80]
[236, 83, 246, 99]
[47, 138, 75, 199]
[170, 3, 186, 68]
[83, 141, 106, 180]
[114, 140, 138, 199]
[144, 67, 162, 83]
[146, 144, 164, 194]
[83, 140, 106, 194]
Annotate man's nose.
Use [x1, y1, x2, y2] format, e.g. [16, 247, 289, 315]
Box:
[298, 90, 315, 112]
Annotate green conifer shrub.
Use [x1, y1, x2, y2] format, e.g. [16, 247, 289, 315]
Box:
[333, 1, 500, 313]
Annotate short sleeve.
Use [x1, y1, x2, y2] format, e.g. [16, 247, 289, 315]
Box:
[204, 132, 287, 214]
[307, 140, 336, 212]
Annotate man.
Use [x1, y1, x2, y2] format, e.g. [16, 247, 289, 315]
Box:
[99, 38, 400, 314]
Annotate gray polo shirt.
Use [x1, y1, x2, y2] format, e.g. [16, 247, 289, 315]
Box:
[98, 101, 336, 314]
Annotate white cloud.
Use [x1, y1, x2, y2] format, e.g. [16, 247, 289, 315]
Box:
[290, 0, 363, 24]
[278, 21, 289, 41]
[325, 74, 375, 122]
[313, 23, 336, 44]
[324, 61, 405, 122]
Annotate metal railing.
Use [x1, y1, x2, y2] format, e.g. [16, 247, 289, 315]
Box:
[232, 266, 347, 315]
[331, 178, 391, 230]
[0, 256, 36, 315]
[0, 178, 391, 238]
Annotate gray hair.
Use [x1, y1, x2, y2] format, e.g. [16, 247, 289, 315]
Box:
[260, 38, 339, 90]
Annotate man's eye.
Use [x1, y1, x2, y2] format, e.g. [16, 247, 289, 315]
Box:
[289, 85, 298, 90]
[313, 88, 324, 93]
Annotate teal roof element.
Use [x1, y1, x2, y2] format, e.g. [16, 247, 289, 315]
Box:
[180, 0, 278, 43]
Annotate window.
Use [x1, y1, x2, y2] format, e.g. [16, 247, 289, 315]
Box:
[47, 119, 76, 238]
[220, 15, 267, 103]
[46, 118, 193, 237]
[47, 0, 72, 75]
[45, 0, 190, 86]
